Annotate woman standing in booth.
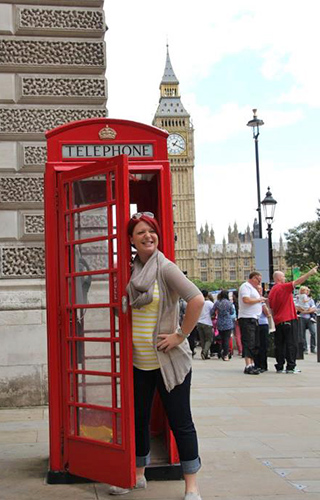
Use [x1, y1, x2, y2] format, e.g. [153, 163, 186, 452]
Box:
[109, 212, 204, 500]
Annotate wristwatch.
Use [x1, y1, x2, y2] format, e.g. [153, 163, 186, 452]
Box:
[177, 327, 189, 339]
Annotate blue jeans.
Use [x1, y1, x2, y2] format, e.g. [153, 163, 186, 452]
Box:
[133, 367, 201, 474]
[299, 317, 316, 352]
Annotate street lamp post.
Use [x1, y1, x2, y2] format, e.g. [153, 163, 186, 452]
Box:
[247, 109, 264, 238]
[261, 187, 277, 286]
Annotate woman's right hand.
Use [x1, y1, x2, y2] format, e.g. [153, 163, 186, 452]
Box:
[157, 333, 185, 353]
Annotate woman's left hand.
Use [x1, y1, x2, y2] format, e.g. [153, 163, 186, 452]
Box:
[157, 333, 185, 353]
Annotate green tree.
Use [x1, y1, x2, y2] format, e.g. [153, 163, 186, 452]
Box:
[191, 279, 242, 292]
[285, 269, 320, 299]
[285, 204, 320, 268]
[285, 204, 320, 299]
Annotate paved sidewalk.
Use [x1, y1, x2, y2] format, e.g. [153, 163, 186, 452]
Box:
[1, 353, 320, 499]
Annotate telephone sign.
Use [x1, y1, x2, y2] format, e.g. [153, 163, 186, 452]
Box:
[62, 143, 154, 159]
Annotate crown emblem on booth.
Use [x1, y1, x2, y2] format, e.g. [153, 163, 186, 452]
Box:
[99, 126, 117, 140]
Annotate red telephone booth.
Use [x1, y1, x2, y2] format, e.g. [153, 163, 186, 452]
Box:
[44, 118, 182, 487]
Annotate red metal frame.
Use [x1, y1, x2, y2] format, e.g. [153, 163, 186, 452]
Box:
[60, 158, 135, 485]
[45, 119, 179, 486]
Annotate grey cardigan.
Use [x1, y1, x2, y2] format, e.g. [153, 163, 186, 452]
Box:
[148, 252, 201, 391]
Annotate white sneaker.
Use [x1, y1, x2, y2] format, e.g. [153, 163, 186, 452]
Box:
[184, 493, 202, 500]
[109, 476, 147, 495]
[286, 367, 301, 374]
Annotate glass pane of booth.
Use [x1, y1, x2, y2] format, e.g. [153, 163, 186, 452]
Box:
[116, 413, 122, 445]
[114, 342, 120, 374]
[111, 238, 118, 267]
[72, 175, 107, 208]
[76, 374, 113, 407]
[77, 407, 115, 444]
[114, 308, 120, 337]
[115, 377, 121, 408]
[73, 274, 109, 305]
[112, 204, 117, 234]
[75, 341, 112, 373]
[69, 405, 75, 435]
[65, 215, 71, 242]
[74, 240, 109, 272]
[75, 307, 112, 338]
[109, 172, 116, 201]
[65, 183, 70, 209]
[69, 374, 74, 401]
[73, 207, 108, 241]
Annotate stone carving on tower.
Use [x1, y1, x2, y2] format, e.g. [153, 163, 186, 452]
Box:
[0, 0, 107, 406]
[152, 46, 198, 278]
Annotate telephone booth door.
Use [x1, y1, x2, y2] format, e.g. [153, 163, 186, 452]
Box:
[54, 156, 135, 487]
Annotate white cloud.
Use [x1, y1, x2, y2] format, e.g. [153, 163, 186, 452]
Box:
[185, 98, 250, 144]
[106, 1, 320, 121]
[261, 109, 304, 129]
[105, 1, 320, 243]
[183, 96, 304, 145]
[196, 160, 320, 243]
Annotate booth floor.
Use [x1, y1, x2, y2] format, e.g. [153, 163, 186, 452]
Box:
[1, 352, 320, 500]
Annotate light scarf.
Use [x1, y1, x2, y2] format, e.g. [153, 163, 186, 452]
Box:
[126, 250, 158, 309]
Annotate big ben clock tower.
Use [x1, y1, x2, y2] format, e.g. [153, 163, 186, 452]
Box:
[153, 46, 198, 278]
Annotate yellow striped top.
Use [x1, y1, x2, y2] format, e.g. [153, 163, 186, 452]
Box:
[132, 281, 160, 370]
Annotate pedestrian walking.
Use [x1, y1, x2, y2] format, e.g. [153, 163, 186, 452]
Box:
[212, 290, 234, 361]
[232, 291, 242, 356]
[197, 290, 215, 360]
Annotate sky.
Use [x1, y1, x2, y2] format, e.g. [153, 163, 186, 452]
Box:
[105, 0, 320, 243]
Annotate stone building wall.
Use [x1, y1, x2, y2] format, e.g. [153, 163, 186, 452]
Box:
[197, 241, 288, 284]
[0, 0, 107, 406]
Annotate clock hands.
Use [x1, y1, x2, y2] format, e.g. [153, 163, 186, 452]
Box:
[172, 141, 184, 150]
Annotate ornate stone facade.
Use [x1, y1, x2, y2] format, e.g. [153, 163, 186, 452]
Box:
[0, 0, 107, 407]
[23, 144, 47, 168]
[24, 214, 44, 235]
[0, 107, 106, 137]
[21, 76, 107, 102]
[0, 0, 103, 5]
[18, 6, 104, 33]
[0, 39, 105, 69]
[197, 223, 288, 283]
[0, 176, 44, 204]
[1, 246, 45, 278]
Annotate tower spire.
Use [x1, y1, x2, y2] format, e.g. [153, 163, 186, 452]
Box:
[154, 45, 189, 116]
[161, 44, 179, 86]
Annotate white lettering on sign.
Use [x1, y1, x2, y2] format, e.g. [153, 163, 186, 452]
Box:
[62, 144, 154, 158]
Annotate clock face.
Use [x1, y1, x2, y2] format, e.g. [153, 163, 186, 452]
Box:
[167, 134, 186, 155]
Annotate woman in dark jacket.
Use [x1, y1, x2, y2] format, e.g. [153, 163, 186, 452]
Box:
[212, 290, 234, 361]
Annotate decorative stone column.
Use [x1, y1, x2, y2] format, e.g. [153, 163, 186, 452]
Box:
[0, 0, 107, 406]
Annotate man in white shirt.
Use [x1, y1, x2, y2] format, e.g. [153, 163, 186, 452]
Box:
[197, 290, 214, 360]
[238, 272, 265, 374]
